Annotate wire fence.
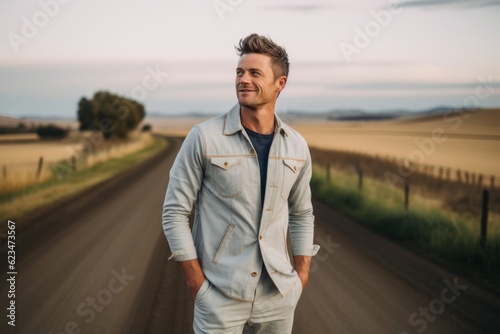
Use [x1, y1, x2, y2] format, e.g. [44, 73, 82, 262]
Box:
[1, 133, 153, 193]
[310, 146, 499, 215]
[310, 146, 499, 248]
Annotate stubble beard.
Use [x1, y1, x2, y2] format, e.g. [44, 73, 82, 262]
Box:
[239, 100, 258, 111]
[237, 91, 259, 111]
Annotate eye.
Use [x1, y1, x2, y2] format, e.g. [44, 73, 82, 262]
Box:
[251, 71, 260, 76]
[236, 70, 243, 76]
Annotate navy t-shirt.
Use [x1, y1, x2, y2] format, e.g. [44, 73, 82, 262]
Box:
[244, 126, 274, 207]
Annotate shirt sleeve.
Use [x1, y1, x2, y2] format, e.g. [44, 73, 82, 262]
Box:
[288, 147, 320, 257]
[162, 126, 205, 261]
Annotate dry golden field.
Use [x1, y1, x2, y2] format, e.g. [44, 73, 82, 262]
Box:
[149, 109, 500, 183]
[3, 109, 496, 191]
[292, 109, 500, 181]
[0, 131, 154, 192]
[150, 116, 210, 137]
[0, 137, 84, 165]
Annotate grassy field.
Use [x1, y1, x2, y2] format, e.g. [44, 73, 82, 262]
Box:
[302, 110, 500, 287]
[0, 135, 167, 224]
[311, 165, 500, 290]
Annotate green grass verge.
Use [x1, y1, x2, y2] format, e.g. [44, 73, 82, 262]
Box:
[0, 136, 167, 223]
[311, 168, 500, 290]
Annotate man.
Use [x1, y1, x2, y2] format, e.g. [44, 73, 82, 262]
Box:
[162, 33, 319, 333]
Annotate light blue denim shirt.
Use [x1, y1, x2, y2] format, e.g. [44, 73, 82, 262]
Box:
[162, 104, 319, 301]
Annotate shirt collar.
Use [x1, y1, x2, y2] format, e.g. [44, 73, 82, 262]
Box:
[223, 103, 288, 137]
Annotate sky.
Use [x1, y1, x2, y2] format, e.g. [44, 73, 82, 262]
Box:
[1, 0, 500, 118]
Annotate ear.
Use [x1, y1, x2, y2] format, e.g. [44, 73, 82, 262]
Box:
[276, 76, 287, 93]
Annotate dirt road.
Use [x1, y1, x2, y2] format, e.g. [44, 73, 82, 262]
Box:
[1, 137, 499, 334]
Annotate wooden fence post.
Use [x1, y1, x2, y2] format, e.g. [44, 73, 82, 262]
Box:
[36, 156, 44, 180]
[404, 182, 410, 211]
[71, 156, 76, 172]
[480, 189, 489, 249]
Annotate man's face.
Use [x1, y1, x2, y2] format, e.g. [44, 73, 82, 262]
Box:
[235, 53, 286, 110]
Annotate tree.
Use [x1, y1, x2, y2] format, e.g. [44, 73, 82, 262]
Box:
[141, 124, 152, 132]
[77, 97, 94, 131]
[77, 90, 146, 139]
[36, 124, 69, 139]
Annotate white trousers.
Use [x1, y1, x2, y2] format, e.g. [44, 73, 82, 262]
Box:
[193, 269, 303, 334]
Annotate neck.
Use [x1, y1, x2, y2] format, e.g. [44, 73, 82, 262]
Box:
[240, 105, 275, 135]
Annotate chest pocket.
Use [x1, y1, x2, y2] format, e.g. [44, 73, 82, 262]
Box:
[281, 159, 306, 200]
[211, 157, 242, 198]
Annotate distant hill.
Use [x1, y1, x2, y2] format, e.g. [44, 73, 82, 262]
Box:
[0, 115, 78, 130]
[144, 106, 460, 122]
[0, 115, 23, 127]
[2, 106, 496, 125]
[283, 106, 458, 122]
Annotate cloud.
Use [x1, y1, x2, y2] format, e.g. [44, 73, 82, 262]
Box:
[396, 0, 500, 9]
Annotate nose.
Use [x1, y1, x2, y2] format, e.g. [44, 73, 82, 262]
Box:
[237, 71, 251, 85]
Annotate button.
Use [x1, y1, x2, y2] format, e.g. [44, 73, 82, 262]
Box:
[293, 166, 297, 171]
[224, 161, 228, 166]
[250, 148, 255, 154]
[259, 235, 263, 240]
[251, 272, 257, 277]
